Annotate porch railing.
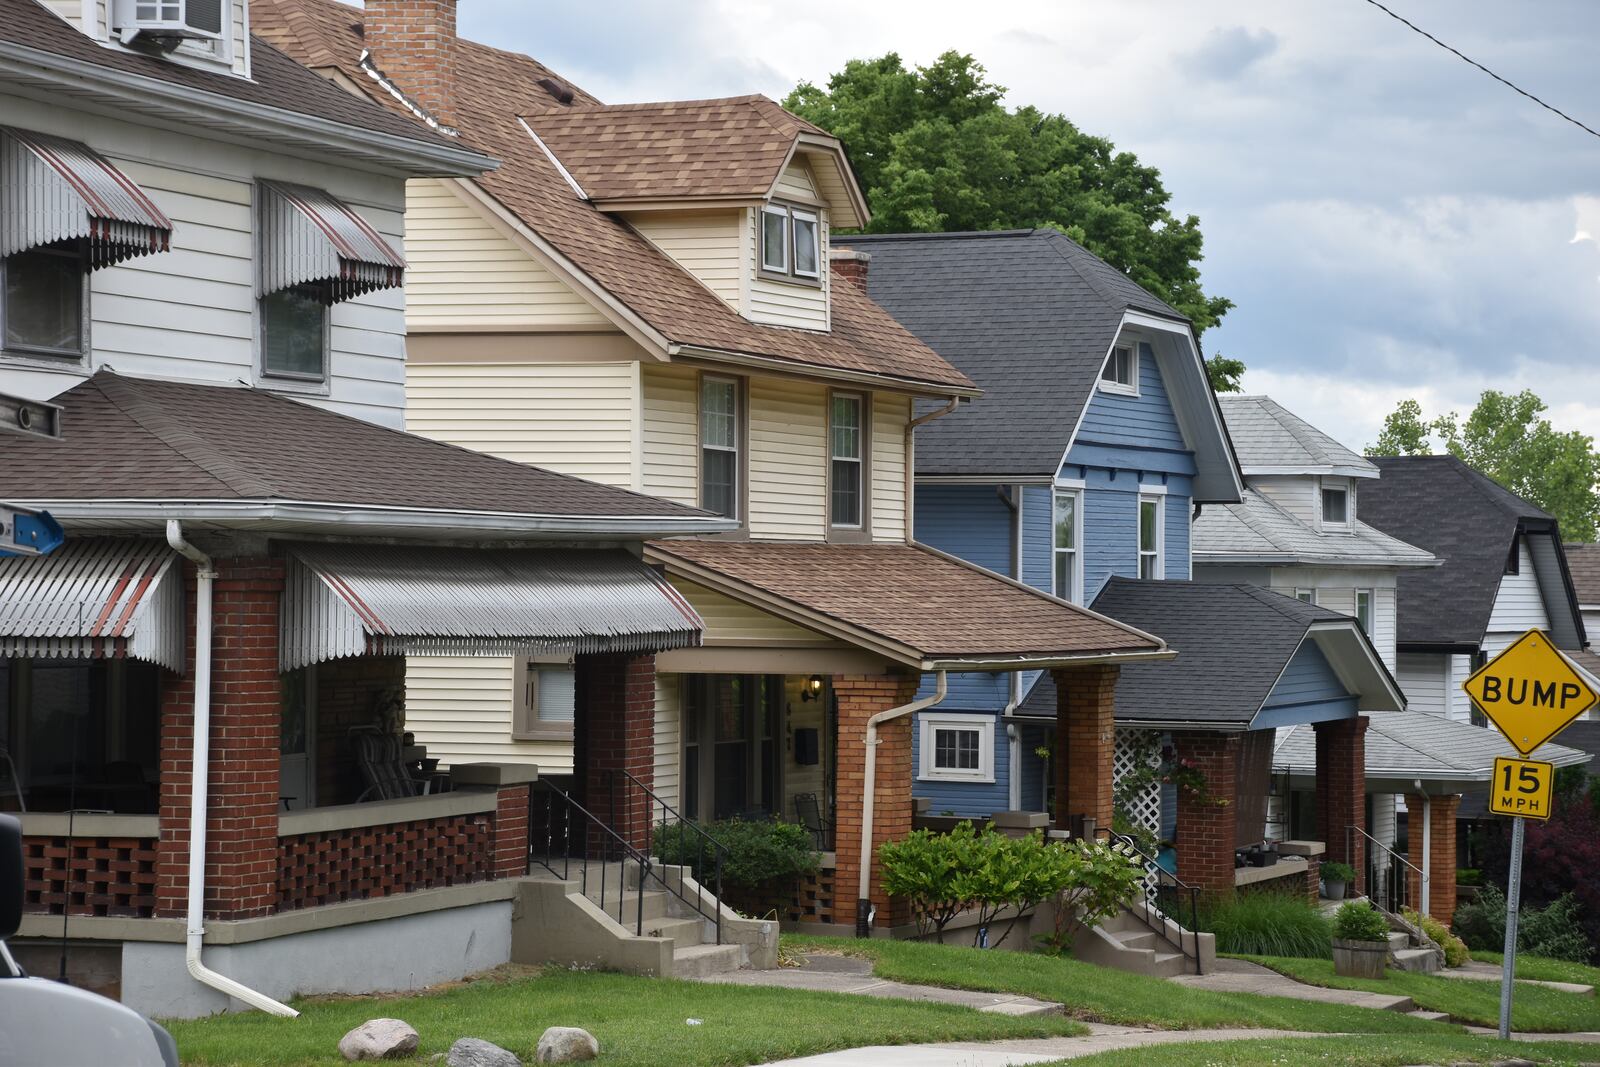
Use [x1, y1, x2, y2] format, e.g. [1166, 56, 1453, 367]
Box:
[1348, 824, 1424, 918]
[609, 770, 726, 946]
[1097, 827, 1204, 975]
[528, 780, 652, 937]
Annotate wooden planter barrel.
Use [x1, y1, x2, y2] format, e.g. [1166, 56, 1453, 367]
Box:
[1331, 938, 1388, 979]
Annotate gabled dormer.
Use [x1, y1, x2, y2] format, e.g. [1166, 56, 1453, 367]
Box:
[519, 96, 868, 333]
[42, 0, 253, 77]
[1216, 395, 1379, 534]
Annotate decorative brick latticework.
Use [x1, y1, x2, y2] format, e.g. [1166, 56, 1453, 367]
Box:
[1172, 731, 1242, 894]
[1052, 665, 1119, 833]
[1404, 793, 1460, 925]
[575, 653, 655, 850]
[156, 557, 284, 921]
[277, 813, 492, 911]
[1315, 716, 1369, 897]
[831, 673, 919, 929]
[364, 0, 458, 129]
[23, 835, 159, 917]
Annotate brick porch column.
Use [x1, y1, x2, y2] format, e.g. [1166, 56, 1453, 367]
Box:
[1052, 665, 1118, 834]
[1404, 793, 1460, 925]
[575, 652, 655, 850]
[1315, 716, 1368, 897]
[156, 557, 283, 920]
[1172, 731, 1241, 894]
[832, 673, 919, 934]
[493, 784, 532, 879]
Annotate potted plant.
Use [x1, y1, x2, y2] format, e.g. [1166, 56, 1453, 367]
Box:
[1321, 861, 1355, 900]
[1331, 901, 1390, 979]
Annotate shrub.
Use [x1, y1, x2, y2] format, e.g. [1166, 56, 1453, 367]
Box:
[1402, 907, 1470, 967]
[1451, 886, 1592, 963]
[1332, 901, 1389, 943]
[1320, 861, 1356, 884]
[1480, 777, 1600, 953]
[1041, 838, 1147, 955]
[1456, 867, 1483, 887]
[1196, 891, 1332, 959]
[654, 817, 817, 890]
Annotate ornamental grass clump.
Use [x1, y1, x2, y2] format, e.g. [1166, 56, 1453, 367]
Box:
[1198, 891, 1333, 959]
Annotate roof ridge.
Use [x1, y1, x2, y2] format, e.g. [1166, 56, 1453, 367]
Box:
[845, 229, 1043, 243]
[1259, 396, 1359, 466]
[94, 373, 277, 497]
[1236, 582, 1326, 625]
[1436, 453, 1539, 521]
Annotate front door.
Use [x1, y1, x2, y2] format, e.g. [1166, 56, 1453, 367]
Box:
[279, 668, 316, 811]
[684, 674, 781, 821]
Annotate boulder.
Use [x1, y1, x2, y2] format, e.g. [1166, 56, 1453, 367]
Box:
[534, 1027, 598, 1064]
[338, 1018, 420, 1062]
[446, 1037, 522, 1067]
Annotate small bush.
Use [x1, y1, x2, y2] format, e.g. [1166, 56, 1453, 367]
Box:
[1196, 891, 1332, 958]
[1456, 867, 1483, 887]
[1402, 908, 1469, 967]
[1332, 901, 1389, 943]
[1453, 886, 1592, 963]
[1320, 861, 1356, 884]
[654, 818, 817, 890]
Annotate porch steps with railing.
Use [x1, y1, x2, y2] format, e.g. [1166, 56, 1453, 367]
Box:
[1077, 910, 1201, 978]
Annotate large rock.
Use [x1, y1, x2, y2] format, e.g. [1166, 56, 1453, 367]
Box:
[338, 1018, 420, 1062]
[534, 1027, 598, 1064]
[446, 1037, 522, 1067]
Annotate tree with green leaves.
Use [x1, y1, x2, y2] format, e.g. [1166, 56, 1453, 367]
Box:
[1368, 391, 1600, 541]
[785, 52, 1234, 335]
[1205, 354, 1246, 393]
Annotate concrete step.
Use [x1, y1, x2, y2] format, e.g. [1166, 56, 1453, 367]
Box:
[1408, 1010, 1451, 1022]
[1149, 951, 1190, 979]
[671, 942, 743, 979]
[1110, 929, 1158, 952]
[1392, 947, 1441, 974]
[578, 889, 674, 924]
[1386, 932, 1410, 953]
[644, 917, 705, 953]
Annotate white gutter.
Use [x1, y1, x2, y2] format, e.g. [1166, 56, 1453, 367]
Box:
[856, 671, 947, 937]
[165, 521, 298, 1019]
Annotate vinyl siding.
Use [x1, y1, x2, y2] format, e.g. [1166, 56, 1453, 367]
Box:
[1255, 568, 1401, 669]
[1165, 493, 1192, 580]
[872, 393, 910, 542]
[1397, 653, 1449, 717]
[671, 579, 834, 646]
[911, 711, 1010, 819]
[628, 211, 743, 311]
[914, 485, 1013, 576]
[774, 161, 818, 201]
[1020, 485, 1054, 593]
[1251, 476, 1318, 526]
[404, 178, 609, 331]
[1485, 539, 1549, 650]
[403, 656, 572, 772]
[640, 363, 700, 508]
[1082, 482, 1137, 600]
[654, 672, 682, 813]
[405, 360, 638, 489]
[747, 207, 831, 331]
[748, 377, 827, 540]
[1255, 640, 1359, 727]
[1075, 343, 1186, 450]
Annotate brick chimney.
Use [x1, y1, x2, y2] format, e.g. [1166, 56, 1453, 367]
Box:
[829, 248, 871, 289]
[364, 0, 458, 131]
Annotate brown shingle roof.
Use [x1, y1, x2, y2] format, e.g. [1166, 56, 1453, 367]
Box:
[1, 371, 716, 522]
[647, 539, 1164, 663]
[521, 96, 825, 202]
[1566, 544, 1600, 607]
[252, 0, 974, 393]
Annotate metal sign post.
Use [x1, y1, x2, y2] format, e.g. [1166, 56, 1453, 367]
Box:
[1499, 816, 1525, 1040]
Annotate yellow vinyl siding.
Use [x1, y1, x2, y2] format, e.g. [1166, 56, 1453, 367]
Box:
[653, 672, 681, 813]
[406, 360, 638, 489]
[746, 207, 831, 331]
[627, 211, 743, 311]
[403, 656, 572, 772]
[773, 161, 819, 201]
[672, 579, 835, 645]
[640, 363, 700, 507]
[748, 377, 827, 540]
[873, 393, 910, 542]
[405, 178, 609, 330]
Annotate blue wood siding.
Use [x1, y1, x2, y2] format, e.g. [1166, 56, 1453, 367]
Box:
[1020, 485, 1053, 593]
[1075, 343, 1186, 450]
[912, 713, 1010, 818]
[1166, 492, 1191, 580]
[914, 484, 1012, 576]
[1018, 721, 1050, 812]
[1252, 639, 1360, 728]
[915, 669, 1009, 707]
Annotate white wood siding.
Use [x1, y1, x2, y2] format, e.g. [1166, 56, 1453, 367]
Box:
[627, 211, 743, 312]
[405, 360, 638, 489]
[1372, 586, 1397, 672]
[746, 207, 831, 331]
[873, 393, 910, 542]
[404, 178, 609, 331]
[774, 161, 819, 201]
[40, 0, 86, 29]
[1251, 476, 1318, 526]
[0, 94, 410, 427]
[403, 656, 572, 772]
[1485, 539, 1549, 652]
[748, 377, 827, 540]
[673, 579, 834, 645]
[1397, 652, 1448, 718]
[640, 363, 700, 507]
[653, 672, 681, 814]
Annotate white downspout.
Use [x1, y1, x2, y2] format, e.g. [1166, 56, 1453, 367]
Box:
[856, 670, 948, 936]
[166, 521, 299, 1019]
[1412, 777, 1431, 919]
[1004, 484, 1023, 812]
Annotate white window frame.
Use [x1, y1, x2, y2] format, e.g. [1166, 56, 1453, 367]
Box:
[1138, 493, 1164, 579]
[512, 655, 576, 741]
[829, 391, 865, 530]
[918, 712, 995, 783]
[759, 204, 790, 274]
[1052, 488, 1083, 603]
[1294, 588, 1317, 605]
[1319, 479, 1351, 529]
[0, 243, 91, 365]
[1099, 342, 1139, 396]
[790, 208, 821, 279]
[1355, 589, 1374, 635]
[699, 374, 741, 520]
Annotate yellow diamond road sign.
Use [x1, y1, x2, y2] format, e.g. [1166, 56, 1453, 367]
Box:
[1463, 629, 1598, 755]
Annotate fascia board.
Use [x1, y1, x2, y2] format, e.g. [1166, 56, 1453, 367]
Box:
[671, 345, 981, 399]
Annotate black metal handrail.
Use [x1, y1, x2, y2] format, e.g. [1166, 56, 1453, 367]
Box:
[1096, 828, 1204, 975]
[1347, 825, 1422, 918]
[609, 770, 727, 946]
[528, 780, 651, 936]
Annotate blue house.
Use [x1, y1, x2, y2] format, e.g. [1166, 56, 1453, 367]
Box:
[853, 230, 1403, 898]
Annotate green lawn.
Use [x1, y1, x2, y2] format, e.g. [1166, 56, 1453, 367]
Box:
[164, 966, 1086, 1067]
[1246, 956, 1600, 1033]
[783, 935, 1448, 1034]
[1045, 1034, 1600, 1066]
[1471, 951, 1600, 988]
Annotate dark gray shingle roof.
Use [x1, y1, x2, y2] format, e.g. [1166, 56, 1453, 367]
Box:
[846, 229, 1185, 477]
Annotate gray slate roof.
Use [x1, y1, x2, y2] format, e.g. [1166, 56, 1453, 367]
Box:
[1218, 396, 1378, 476]
[1360, 455, 1571, 649]
[845, 229, 1187, 479]
[1194, 488, 1437, 568]
[1019, 578, 1350, 727]
[1274, 711, 1589, 791]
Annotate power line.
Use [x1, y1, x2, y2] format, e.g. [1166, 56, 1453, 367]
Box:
[1360, 0, 1600, 141]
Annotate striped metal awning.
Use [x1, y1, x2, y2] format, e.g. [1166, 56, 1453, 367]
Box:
[0, 539, 184, 671]
[0, 126, 173, 269]
[258, 181, 405, 304]
[281, 544, 703, 670]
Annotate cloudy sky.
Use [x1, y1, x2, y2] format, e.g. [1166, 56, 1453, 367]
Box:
[459, 0, 1600, 453]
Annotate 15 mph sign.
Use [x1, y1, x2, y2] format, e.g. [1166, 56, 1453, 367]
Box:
[1463, 630, 1598, 755]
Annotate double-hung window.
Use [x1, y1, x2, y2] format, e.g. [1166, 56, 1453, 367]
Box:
[1100, 343, 1137, 394]
[260, 283, 328, 381]
[1356, 589, 1373, 635]
[1, 242, 88, 360]
[512, 657, 577, 741]
[918, 713, 994, 783]
[830, 393, 864, 530]
[701, 376, 740, 519]
[1053, 489, 1081, 602]
[759, 202, 821, 282]
[1138, 495, 1164, 579]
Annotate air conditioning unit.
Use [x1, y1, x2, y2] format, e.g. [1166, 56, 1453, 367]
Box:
[112, 0, 226, 45]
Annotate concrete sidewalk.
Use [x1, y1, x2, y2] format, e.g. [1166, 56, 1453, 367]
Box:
[1168, 957, 1416, 1012]
[1433, 960, 1595, 996]
[690, 954, 1059, 1016]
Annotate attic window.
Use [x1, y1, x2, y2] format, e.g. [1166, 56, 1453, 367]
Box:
[1321, 485, 1349, 526]
[1100, 344, 1137, 394]
[759, 202, 821, 284]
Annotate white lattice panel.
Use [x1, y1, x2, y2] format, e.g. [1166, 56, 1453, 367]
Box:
[1113, 729, 1163, 839]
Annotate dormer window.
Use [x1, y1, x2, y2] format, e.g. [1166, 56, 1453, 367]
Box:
[1321, 484, 1349, 526]
[1100, 343, 1137, 395]
[760, 202, 821, 284]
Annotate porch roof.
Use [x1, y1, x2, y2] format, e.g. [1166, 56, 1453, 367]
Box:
[644, 539, 1168, 670]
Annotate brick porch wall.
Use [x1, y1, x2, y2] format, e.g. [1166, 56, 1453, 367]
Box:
[1052, 665, 1119, 833]
[576, 652, 655, 850]
[831, 673, 919, 930]
[1314, 716, 1368, 898]
[1405, 793, 1460, 925]
[1172, 731, 1241, 894]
